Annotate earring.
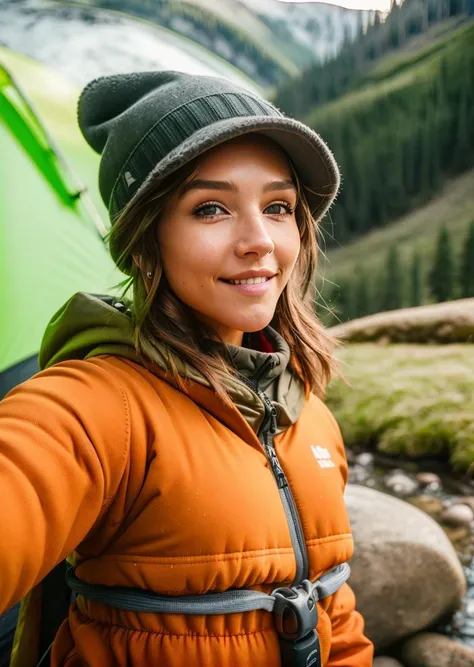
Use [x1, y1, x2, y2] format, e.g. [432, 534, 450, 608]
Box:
[146, 271, 152, 279]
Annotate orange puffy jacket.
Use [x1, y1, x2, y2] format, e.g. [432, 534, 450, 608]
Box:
[0, 293, 373, 666]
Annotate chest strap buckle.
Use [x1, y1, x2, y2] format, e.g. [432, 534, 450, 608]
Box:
[272, 579, 317, 641]
[272, 580, 321, 667]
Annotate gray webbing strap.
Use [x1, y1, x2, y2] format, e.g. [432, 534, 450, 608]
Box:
[65, 562, 350, 615]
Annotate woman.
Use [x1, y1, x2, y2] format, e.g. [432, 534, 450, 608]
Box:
[0, 71, 373, 666]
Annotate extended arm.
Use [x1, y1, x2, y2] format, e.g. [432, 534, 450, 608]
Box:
[0, 359, 129, 612]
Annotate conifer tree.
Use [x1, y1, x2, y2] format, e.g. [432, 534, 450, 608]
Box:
[354, 266, 370, 317]
[383, 247, 403, 311]
[410, 250, 422, 306]
[460, 221, 474, 297]
[429, 225, 454, 302]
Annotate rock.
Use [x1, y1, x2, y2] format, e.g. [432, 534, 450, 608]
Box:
[356, 452, 374, 467]
[442, 524, 470, 543]
[385, 471, 418, 496]
[345, 485, 466, 651]
[327, 298, 474, 344]
[409, 494, 444, 516]
[440, 503, 474, 528]
[373, 658, 404, 667]
[348, 464, 370, 485]
[415, 472, 441, 487]
[400, 632, 474, 667]
[459, 496, 474, 513]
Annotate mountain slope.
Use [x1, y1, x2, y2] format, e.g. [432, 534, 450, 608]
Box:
[238, 0, 367, 65]
[75, 0, 367, 87]
[318, 168, 474, 315]
[307, 20, 474, 244]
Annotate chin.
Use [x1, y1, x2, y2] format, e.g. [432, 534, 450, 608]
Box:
[220, 313, 275, 334]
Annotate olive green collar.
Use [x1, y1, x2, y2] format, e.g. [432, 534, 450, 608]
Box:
[203, 327, 305, 432]
[208, 327, 289, 392]
[40, 292, 306, 433]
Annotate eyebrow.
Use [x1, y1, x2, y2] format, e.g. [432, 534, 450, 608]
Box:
[180, 178, 297, 195]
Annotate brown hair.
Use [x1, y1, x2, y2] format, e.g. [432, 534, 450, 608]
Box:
[108, 147, 337, 400]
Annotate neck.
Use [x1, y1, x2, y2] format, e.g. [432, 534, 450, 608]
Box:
[219, 330, 244, 346]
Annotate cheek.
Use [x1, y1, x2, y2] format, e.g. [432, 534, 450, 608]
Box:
[158, 224, 221, 289]
[278, 223, 302, 274]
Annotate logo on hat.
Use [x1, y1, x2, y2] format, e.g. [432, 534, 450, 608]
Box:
[124, 171, 136, 187]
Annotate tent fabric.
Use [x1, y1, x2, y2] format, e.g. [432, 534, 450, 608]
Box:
[0, 60, 122, 377]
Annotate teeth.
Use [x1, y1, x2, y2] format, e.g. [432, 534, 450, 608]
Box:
[229, 277, 269, 285]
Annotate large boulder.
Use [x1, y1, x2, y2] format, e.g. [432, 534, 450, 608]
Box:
[328, 298, 474, 344]
[373, 658, 404, 667]
[345, 485, 466, 650]
[400, 632, 474, 667]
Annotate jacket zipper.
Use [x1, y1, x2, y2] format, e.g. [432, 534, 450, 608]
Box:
[239, 373, 309, 585]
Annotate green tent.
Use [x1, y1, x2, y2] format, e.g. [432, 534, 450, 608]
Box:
[0, 60, 121, 399]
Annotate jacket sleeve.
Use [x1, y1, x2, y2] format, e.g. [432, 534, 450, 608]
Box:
[326, 582, 374, 666]
[0, 359, 130, 613]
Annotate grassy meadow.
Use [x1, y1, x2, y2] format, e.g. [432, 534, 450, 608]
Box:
[326, 343, 474, 473]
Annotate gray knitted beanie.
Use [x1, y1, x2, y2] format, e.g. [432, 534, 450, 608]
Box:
[77, 70, 340, 224]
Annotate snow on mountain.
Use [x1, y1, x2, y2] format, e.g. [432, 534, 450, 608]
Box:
[239, 0, 369, 61]
[0, 0, 262, 91]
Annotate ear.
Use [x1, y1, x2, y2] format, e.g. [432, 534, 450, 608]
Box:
[133, 254, 153, 286]
[132, 254, 143, 271]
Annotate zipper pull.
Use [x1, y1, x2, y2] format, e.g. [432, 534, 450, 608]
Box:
[269, 406, 278, 434]
[268, 444, 288, 489]
[259, 391, 278, 431]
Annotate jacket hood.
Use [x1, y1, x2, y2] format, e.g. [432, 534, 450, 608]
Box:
[39, 292, 138, 370]
[39, 292, 306, 430]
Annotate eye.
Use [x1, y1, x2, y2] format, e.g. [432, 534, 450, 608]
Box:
[193, 202, 227, 217]
[264, 202, 294, 216]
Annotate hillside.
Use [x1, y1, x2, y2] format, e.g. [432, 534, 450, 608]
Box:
[306, 18, 474, 319]
[319, 168, 474, 307]
[273, 0, 472, 117]
[357, 14, 470, 85]
[238, 0, 367, 66]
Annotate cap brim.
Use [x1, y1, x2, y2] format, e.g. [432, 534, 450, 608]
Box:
[115, 115, 340, 222]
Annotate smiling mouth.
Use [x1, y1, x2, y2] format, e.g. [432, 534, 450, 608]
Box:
[221, 276, 274, 285]
[220, 272, 278, 284]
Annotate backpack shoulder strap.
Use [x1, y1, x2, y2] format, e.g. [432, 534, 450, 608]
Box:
[9, 561, 71, 667]
[38, 561, 71, 660]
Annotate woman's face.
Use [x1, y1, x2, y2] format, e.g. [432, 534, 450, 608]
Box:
[157, 135, 301, 346]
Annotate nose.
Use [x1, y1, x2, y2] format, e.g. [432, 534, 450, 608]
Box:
[234, 214, 275, 259]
